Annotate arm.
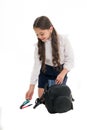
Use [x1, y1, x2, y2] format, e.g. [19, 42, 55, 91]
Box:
[25, 44, 41, 99]
[30, 44, 41, 85]
[56, 35, 74, 84]
[63, 36, 74, 71]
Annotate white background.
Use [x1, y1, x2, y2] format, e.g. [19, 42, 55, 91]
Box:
[0, 0, 87, 130]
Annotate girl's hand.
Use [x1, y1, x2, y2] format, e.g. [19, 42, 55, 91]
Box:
[25, 85, 35, 100]
[55, 68, 68, 84]
[55, 73, 65, 84]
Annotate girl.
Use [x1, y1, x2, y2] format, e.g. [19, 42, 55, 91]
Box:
[25, 16, 74, 99]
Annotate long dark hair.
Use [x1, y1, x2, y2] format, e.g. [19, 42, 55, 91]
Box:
[33, 16, 60, 72]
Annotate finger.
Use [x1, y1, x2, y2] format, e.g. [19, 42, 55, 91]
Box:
[56, 80, 60, 84]
[25, 92, 29, 99]
[25, 94, 28, 99]
[56, 79, 62, 84]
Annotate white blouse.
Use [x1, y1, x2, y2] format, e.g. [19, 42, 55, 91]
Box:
[30, 35, 74, 85]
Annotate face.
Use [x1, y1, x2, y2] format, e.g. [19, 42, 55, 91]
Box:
[34, 27, 53, 42]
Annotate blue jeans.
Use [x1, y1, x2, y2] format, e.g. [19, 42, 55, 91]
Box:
[48, 78, 67, 87]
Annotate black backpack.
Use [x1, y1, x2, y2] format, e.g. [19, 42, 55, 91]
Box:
[33, 84, 74, 114]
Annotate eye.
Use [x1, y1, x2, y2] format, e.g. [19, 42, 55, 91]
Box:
[40, 33, 44, 36]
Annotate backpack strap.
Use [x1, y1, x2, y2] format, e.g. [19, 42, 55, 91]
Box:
[33, 83, 49, 109]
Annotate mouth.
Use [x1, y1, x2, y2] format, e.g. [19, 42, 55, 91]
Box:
[41, 38, 46, 42]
